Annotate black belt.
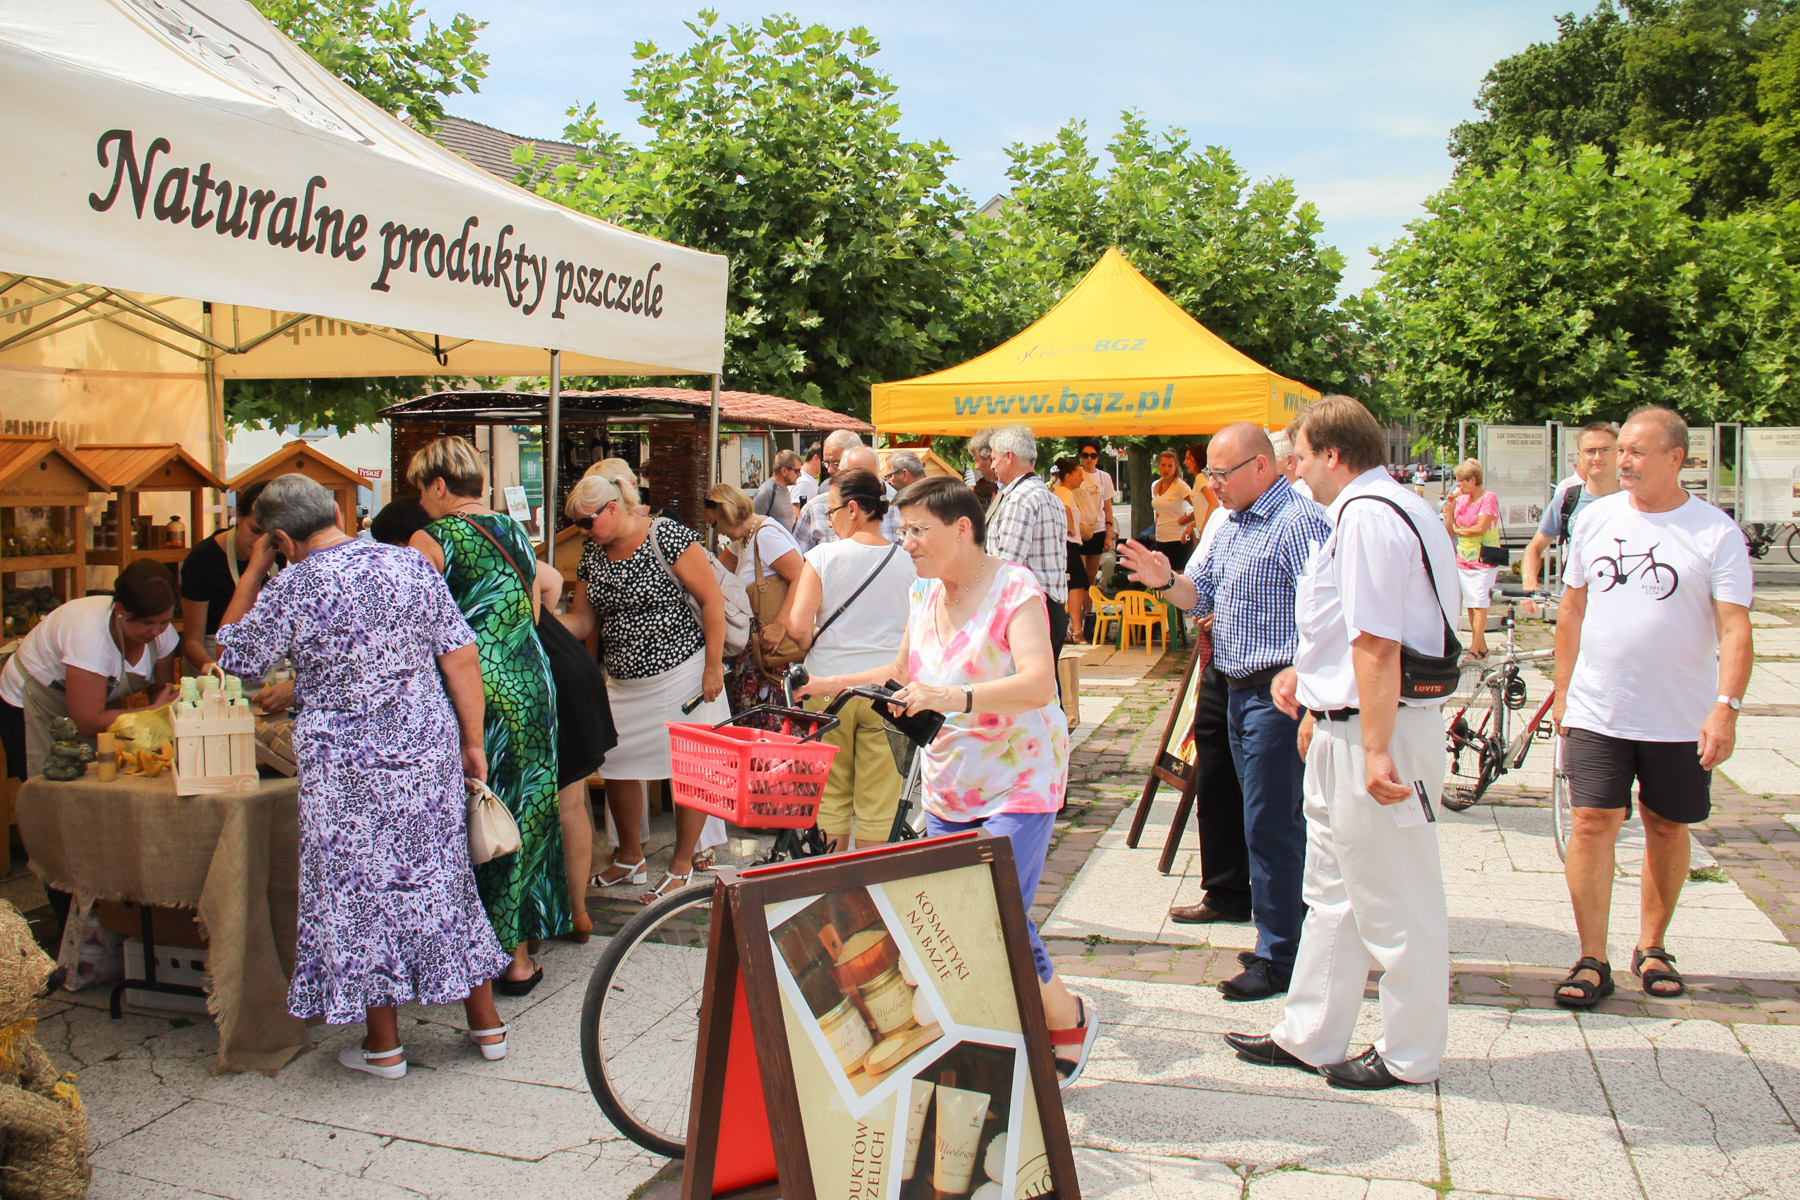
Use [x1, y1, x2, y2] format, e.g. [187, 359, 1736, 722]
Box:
[1308, 707, 1360, 721]
[1224, 664, 1288, 692]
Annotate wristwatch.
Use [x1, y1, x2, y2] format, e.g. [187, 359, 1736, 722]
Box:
[962, 684, 973, 713]
[1717, 694, 1742, 711]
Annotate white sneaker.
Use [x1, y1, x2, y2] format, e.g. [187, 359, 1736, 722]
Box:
[338, 1042, 406, 1079]
[469, 1023, 509, 1061]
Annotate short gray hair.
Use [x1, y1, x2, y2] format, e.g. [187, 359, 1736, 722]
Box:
[889, 450, 925, 477]
[989, 424, 1037, 466]
[1624, 405, 1688, 454]
[254, 473, 338, 542]
[969, 427, 996, 459]
[824, 429, 864, 456]
[1269, 431, 1294, 460]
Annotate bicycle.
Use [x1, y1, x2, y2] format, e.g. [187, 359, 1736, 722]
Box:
[1443, 587, 1560, 821]
[579, 666, 935, 1159]
[1741, 521, 1800, 563]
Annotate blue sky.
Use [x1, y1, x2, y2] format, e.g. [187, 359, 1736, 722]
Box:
[420, 1, 1586, 296]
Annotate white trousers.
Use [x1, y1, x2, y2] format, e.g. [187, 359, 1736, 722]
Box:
[1269, 705, 1449, 1082]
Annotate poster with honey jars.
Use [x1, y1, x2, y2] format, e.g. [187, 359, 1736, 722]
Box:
[761, 856, 1063, 1199]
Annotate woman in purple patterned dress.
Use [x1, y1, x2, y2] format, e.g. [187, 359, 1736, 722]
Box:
[215, 475, 514, 1081]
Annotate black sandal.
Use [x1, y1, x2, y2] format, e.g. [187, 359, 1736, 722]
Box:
[1554, 956, 1614, 1009]
[1633, 946, 1685, 998]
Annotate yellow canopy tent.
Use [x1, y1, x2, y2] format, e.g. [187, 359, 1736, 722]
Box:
[872, 248, 1317, 436]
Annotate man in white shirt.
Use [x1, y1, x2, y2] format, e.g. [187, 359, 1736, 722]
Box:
[1226, 395, 1459, 1090]
[1520, 422, 1618, 613]
[789, 443, 823, 519]
[1551, 406, 1753, 1008]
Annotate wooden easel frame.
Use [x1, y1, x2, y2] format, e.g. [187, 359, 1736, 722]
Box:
[1125, 635, 1209, 875]
[681, 831, 1083, 1200]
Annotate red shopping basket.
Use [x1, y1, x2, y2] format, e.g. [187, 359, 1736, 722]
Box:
[666, 719, 840, 828]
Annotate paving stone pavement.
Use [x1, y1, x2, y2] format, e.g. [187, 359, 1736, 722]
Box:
[54, 585, 1800, 1197]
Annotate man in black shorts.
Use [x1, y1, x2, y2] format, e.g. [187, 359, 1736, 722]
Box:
[1551, 406, 1754, 1007]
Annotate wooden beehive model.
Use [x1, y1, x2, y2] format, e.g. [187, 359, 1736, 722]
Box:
[171, 667, 258, 795]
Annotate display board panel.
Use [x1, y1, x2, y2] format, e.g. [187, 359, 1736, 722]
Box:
[1743, 428, 1800, 522]
[1480, 425, 1551, 536]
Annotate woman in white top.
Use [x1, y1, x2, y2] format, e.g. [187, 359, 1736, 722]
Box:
[782, 468, 918, 850]
[1051, 457, 1091, 643]
[0, 560, 179, 778]
[707, 483, 804, 714]
[1149, 448, 1194, 567]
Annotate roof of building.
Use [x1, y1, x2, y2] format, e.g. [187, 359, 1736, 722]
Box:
[72, 444, 226, 491]
[227, 440, 368, 492]
[381, 388, 872, 434]
[428, 114, 580, 183]
[0, 435, 108, 492]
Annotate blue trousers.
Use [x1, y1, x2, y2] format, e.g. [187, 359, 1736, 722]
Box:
[924, 809, 1057, 983]
[1226, 684, 1307, 971]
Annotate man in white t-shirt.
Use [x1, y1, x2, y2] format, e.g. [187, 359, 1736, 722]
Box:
[789, 444, 822, 519]
[1551, 406, 1754, 1009]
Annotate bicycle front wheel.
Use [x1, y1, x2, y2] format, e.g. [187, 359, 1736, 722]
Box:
[1786, 525, 1800, 565]
[581, 883, 716, 1159]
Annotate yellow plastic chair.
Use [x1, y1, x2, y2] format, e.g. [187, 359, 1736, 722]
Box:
[1117, 590, 1169, 650]
[1088, 586, 1123, 645]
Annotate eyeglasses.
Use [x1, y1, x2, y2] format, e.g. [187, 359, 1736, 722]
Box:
[574, 501, 616, 529]
[1201, 456, 1258, 484]
[898, 523, 940, 542]
[1578, 445, 1616, 457]
[824, 457, 843, 470]
[827, 502, 852, 518]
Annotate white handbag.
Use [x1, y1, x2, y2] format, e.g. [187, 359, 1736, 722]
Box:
[466, 777, 521, 864]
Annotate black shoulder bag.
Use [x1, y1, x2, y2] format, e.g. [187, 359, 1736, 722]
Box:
[1337, 495, 1464, 700]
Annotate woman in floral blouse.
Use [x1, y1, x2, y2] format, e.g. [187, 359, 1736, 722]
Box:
[796, 476, 1098, 1087]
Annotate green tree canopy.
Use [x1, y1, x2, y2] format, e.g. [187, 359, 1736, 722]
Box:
[966, 114, 1368, 401]
[1368, 139, 1800, 439]
[529, 11, 976, 416]
[1450, 0, 1797, 217]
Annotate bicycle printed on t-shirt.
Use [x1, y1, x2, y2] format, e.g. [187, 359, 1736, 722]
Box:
[1591, 537, 1680, 600]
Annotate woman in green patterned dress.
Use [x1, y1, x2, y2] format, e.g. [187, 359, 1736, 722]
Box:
[408, 437, 567, 996]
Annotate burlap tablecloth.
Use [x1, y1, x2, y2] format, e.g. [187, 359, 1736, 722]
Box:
[17, 772, 308, 1075]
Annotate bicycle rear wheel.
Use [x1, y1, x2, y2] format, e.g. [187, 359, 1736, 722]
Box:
[581, 883, 716, 1159]
[1443, 679, 1500, 811]
[1786, 525, 1800, 565]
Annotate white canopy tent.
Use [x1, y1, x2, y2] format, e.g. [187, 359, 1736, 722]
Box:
[0, 0, 728, 548]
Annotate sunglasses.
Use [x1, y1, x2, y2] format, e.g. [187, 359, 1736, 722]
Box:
[1080, 451, 1099, 459]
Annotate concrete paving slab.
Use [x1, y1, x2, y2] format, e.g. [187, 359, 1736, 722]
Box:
[1247, 1170, 1439, 1200]
[1064, 1077, 1444, 1182]
[1438, 1008, 1641, 1200]
[1066, 975, 1294, 1034]
[1042, 844, 1186, 942]
[1070, 1148, 1243, 1198]
[1580, 1014, 1800, 1200]
[359, 1140, 650, 1200]
[89, 1165, 219, 1200]
[1718, 747, 1800, 796]
[1731, 1024, 1800, 1123]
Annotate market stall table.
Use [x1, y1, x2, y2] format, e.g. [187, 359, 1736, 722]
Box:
[16, 771, 306, 1075]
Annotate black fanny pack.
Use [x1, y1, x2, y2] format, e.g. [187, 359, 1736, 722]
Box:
[1336, 495, 1463, 701]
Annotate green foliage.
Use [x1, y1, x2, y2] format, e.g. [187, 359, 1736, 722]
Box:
[1450, 0, 1797, 217]
[223, 376, 442, 437]
[254, 0, 488, 133]
[528, 11, 977, 417]
[967, 115, 1370, 402]
[1367, 139, 1800, 438]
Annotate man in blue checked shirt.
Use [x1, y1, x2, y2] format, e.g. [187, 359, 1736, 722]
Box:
[1120, 423, 1332, 1000]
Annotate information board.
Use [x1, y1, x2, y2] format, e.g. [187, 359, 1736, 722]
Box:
[1480, 425, 1551, 535]
[683, 832, 1080, 1200]
[1743, 428, 1800, 521]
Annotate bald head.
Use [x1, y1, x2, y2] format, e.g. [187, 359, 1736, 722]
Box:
[1206, 421, 1281, 512]
[841, 445, 880, 474]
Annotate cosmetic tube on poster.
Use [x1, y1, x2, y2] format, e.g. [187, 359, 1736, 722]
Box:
[932, 1084, 990, 1194]
[900, 1078, 933, 1180]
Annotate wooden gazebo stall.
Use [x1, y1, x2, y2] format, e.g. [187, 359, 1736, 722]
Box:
[74, 445, 226, 575]
[227, 441, 367, 531]
[0, 436, 106, 626]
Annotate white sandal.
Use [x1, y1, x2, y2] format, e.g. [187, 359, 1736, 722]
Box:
[590, 858, 648, 889]
[639, 870, 694, 905]
[469, 1023, 510, 1061]
[338, 1042, 406, 1080]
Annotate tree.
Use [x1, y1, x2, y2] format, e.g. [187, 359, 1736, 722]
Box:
[1450, 1, 1797, 217]
[253, 0, 488, 133]
[1366, 139, 1800, 438]
[968, 115, 1366, 400]
[225, 2, 489, 433]
[529, 11, 977, 416]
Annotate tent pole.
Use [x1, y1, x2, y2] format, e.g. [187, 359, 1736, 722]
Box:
[708, 374, 721, 485]
[544, 350, 561, 561]
[203, 301, 226, 534]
